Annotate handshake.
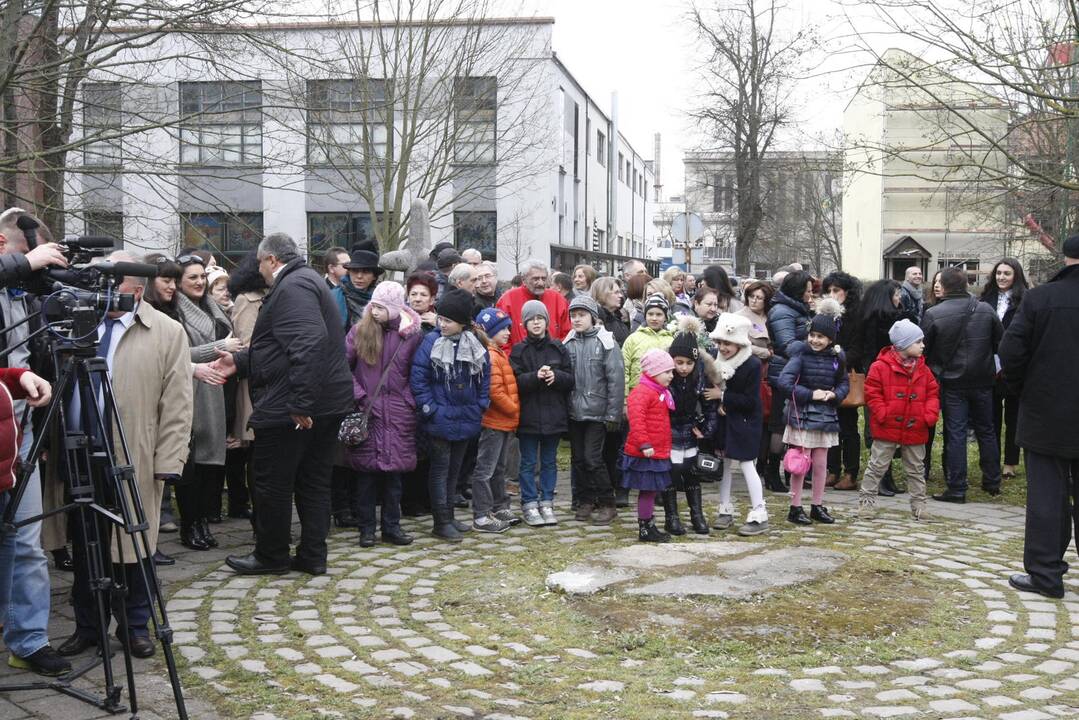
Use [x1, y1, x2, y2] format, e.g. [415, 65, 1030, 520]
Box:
[191, 340, 245, 386]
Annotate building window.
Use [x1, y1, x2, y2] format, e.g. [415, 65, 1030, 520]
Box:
[454, 76, 496, 165]
[84, 210, 124, 249]
[454, 211, 497, 260]
[181, 212, 263, 259]
[618, 152, 624, 181]
[306, 79, 390, 166]
[713, 173, 734, 213]
[307, 212, 378, 257]
[179, 81, 262, 165]
[596, 131, 606, 166]
[83, 83, 122, 167]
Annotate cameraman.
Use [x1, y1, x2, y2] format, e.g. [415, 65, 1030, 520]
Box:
[0, 209, 70, 676]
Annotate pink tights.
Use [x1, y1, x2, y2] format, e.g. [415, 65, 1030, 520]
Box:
[637, 490, 657, 520]
[790, 447, 829, 507]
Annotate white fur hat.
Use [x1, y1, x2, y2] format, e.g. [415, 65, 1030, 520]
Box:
[709, 312, 753, 347]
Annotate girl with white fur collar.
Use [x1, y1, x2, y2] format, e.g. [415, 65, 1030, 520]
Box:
[707, 313, 769, 535]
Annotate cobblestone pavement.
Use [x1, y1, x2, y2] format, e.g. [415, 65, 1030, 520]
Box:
[1, 477, 1076, 719]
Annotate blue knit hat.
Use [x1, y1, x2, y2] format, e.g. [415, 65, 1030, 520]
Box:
[475, 307, 512, 337]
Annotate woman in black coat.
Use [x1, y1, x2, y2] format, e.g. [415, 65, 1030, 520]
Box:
[980, 258, 1028, 479]
[822, 272, 863, 491]
[860, 279, 903, 495]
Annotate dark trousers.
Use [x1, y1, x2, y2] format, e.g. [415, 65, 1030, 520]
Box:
[570, 420, 613, 507]
[942, 385, 1001, 494]
[251, 417, 340, 567]
[223, 446, 252, 515]
[993, 383, 1021, 467]
[174, 461, 217, 528]
[70, 508, 152, 640]
[457, 436, 479, 499]
[1022, 449, 1079, 594]
[828, 406, 861, 477]
[357, 472, 401, 533]
[331, 465, 358, 520]
[428, 438, 469, 513]
[401, 458, 430, 516]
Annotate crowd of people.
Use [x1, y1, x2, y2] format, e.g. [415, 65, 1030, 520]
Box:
[0, 214, 1075, 676]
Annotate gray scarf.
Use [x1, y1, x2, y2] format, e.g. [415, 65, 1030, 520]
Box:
[430, 330, 486, 380]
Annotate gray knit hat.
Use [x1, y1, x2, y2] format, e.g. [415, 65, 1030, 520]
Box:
[522, 299, 549, 325]
[889, 318, 924, 350]
[568, 294, 600, 320]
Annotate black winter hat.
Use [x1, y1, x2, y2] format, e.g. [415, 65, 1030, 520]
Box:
[668, 332, 700, 361]
[343, 247, 383, 274]
[809, 313, 838, 342]
[437, 287, 474, 326]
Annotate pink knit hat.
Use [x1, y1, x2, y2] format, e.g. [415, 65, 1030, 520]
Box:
[368, 281, 407, 321]
[640, 348, 675, 378]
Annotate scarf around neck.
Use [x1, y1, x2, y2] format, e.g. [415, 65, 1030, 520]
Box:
[639, 373, 676, 411]
[430, 330, 487, 380]
[342, 280, 374, 320]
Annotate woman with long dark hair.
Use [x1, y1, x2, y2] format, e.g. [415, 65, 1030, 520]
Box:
[174, 255, 242, 550]
[762, 270, 814, 492]
[860, 279, 903, 496]
[980, 258, 1028, 479]
[821, 272, 863, 491]
[700, 265, 743, 313]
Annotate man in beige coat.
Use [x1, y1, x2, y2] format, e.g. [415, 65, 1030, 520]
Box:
[58, 253, 193, 660]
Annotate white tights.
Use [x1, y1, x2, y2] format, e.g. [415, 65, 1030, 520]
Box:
[719, 459, 766, 510]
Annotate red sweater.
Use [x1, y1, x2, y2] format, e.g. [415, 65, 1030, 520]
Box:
[0, 368, 29, 493]
[623, 382, 672, 459]
[495, 286, 571, 348]
[865, 347, 940, 445]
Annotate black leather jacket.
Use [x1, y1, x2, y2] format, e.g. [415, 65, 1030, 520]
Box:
[921, 293, 1003, 388]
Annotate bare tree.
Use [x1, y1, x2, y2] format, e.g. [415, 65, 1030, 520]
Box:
[498, 206, 535, 274]
[689, 0, 814, 272]
[269, 0, 553, 254]
[845, 0, 1078, 253]
[0, 0, 285, 236]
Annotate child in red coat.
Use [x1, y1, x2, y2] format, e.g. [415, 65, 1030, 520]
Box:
[859, 319, 940, 519]
[623, 348, 676, 543]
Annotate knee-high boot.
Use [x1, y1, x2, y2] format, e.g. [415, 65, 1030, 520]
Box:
[662, 488, 686, 535]
[685, 485, 709, 534]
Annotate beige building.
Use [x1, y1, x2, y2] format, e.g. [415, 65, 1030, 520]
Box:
[843, 48, 1024, 282]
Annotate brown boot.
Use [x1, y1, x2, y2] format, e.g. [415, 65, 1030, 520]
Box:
[574, 502, 595, 522]
[592, 506, 617, 525]
[834, 472, 858, 491]
[826, 472, 839, 488]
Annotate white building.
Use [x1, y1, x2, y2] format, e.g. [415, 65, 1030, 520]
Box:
[842, 48, 1018, 282]
[69, 17, 655, 279]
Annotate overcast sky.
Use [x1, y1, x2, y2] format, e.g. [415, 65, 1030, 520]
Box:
[529, 0, 912, 198]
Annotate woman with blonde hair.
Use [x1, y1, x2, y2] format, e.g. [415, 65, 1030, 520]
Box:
[573, 264, 598, 294]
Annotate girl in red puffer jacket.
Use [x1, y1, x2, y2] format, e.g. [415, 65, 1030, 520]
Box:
[859, 319, 940, 520]
[623, 348, 676, 543]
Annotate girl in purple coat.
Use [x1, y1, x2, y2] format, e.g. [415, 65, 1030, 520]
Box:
[346, 281, 424, 548]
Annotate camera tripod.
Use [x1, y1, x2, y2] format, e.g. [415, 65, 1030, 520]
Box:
[0, 324, 188, 719]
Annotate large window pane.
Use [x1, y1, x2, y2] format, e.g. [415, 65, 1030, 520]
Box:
[454, 211, 496, 260]
[179, 81, 263, 165]
[83, 83, 122, 167]
[84, 210, 124, 249]
[454, 77, 496, 165]
[307, 212, 377, 258]
[306, 79, 391, 166]
[181, 212, 263, 261]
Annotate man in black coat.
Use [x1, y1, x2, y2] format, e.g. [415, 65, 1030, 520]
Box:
[215, 233, 353, 575]
[921, 266, 1004, 502]
[999, 236, 1079, 599]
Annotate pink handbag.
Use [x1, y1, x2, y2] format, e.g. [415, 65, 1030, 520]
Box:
[782, 376, 813, 476]
[783, 446, 812, 476]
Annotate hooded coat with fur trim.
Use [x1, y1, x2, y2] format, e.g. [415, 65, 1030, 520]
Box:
[346, 309, 424, 471]
[669, 351, 721, 451]
[713, 344, 764, 461]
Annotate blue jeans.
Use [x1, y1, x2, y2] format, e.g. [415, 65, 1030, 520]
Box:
[942, 385, 1001, 494]
[517, 433, 559, 504]
[0, 429, 52, 657]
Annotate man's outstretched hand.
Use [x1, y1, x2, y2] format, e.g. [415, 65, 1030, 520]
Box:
[210, 348, 238, 378]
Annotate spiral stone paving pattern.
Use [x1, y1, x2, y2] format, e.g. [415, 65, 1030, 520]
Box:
[164, 490, 1079, 720]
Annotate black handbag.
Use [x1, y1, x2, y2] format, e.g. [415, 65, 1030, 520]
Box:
[338, 341, 404, 448]
[693, 452, 723, 480]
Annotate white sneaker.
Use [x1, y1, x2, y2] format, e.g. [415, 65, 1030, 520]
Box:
[539, 501, 558, 525]
[522, 503, 544, 527]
